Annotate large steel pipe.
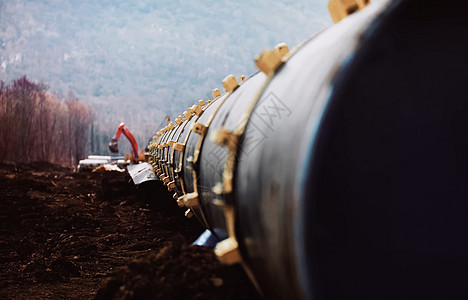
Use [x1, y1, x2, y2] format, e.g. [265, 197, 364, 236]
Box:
[148, 0, 468, 298]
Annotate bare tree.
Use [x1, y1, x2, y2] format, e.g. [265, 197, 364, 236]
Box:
[0, 77, 93, 166]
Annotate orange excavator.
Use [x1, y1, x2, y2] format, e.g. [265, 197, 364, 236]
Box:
[109, 117, 170, 163]
[108, 122, 140, 161]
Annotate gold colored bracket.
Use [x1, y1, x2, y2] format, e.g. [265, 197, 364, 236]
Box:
[191, 122, 207, 135]
[183, 111, 192, 120]
[223, 75, 239, 93]
[176, 197, 185, 207]
[167, 181, 176, 191]
[255, 49, 283, 75]
[212, 88, 221, 99]
[191, 104, 203, 116]
[169, 124, 191, 196]
[210, 44, 297, 295]
[211, 128, 239, 151]
[163, 122, 181, 179]
[328, 0, 370, 23]
[275, 42, 290, 58]
[185, 209, 194, 218]
[173, 142, 185, 152]
[191, 94, 231, 164]
[177, 192, 200, 207]
[215, 236, 241, 265]
[175, 95, 220, 173]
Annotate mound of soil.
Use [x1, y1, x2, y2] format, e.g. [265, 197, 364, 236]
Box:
[0, 162, 259, 299]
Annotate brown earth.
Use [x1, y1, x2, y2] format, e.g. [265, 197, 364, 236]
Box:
[0, 162, 259, 299]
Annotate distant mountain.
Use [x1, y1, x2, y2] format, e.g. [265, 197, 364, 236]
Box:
[0, 0, 332, 156]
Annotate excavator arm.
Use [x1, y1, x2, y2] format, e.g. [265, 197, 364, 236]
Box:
[109, 122, 139, 159]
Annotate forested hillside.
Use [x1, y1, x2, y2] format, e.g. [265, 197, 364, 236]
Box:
[0, 0, 331, 157]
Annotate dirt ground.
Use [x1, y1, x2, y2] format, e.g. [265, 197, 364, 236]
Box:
[0, 162, 259, 299]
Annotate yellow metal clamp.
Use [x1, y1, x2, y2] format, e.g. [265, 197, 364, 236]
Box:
[177, 192, 200, 207]
[185, 209, 194, 218]
[255, 50, 282, 76]
[328, 0, 370, 23]
[211, 128, 240, 152]
[214, 236, 241, 265]
[210, 43, 298, 295]
[168, 116, 193, 196]
[191, 82, 237, 164]
[176, 94, 224, 173]
[170, 88, 234, 231]
[183, 110, 192, 121]
[188, 104, 203, 116]
[191, 122, 207, 136]
[171, 95, 221, 202]
[173, 142, 185, 152]
[170, 119, 190, 164]
[223, 75, 239, 93]
[212, 88, 221, 99]
[163, 121, 181, 182]
[167, 181, 176, 191]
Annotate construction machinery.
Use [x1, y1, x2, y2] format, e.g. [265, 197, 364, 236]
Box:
[109, 122, 141, 161]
